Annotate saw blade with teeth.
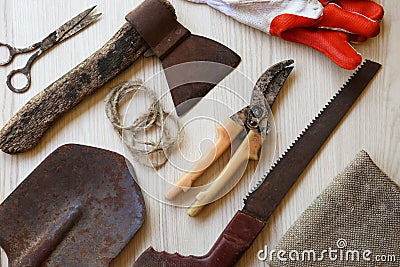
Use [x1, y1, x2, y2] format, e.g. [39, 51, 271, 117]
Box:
[242, 60, 382, 221]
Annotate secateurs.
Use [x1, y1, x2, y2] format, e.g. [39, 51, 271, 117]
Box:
[165, 59, 294, 216]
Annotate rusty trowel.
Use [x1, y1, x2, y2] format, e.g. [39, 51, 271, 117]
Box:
[0, 144, 146, 267]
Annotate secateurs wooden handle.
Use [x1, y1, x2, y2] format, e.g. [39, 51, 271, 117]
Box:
[165, 118, 244, 200]
[187, 130, 262, 216]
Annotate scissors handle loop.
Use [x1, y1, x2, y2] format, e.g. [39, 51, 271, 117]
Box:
[0, 43, 18, 65]
[0, 42, 38, 66]
[6, 66, 32, 93]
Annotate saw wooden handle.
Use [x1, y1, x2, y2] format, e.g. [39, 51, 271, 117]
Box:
[132, 211, 265, 267]
[187, 130, 262, 216]
[0, 23, 148, 154]
[165, 118, 244, 200]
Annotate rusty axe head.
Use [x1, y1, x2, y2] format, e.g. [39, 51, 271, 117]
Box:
[0, 144, 145, 266]
[126, 0, 241, 116]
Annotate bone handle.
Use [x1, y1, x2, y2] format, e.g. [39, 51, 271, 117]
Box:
[0, 23, 148, 154]
[187, 130, 261, 217]
[165, 118, 243, 200]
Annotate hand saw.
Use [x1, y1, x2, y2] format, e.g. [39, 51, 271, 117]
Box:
[131, 60, 381, 266]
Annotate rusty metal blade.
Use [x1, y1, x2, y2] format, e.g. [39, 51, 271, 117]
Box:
[230, 60, 294, 137]
[59, 12, 102, 42]
[0, 144, 146, 267]
[162, 35, 241, 116]
[253, 59, 294, 107]
[54, 6, 97, 42]
[243, 60, 381, 221]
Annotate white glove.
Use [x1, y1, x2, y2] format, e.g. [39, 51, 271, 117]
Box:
[187, 0, 384, 69]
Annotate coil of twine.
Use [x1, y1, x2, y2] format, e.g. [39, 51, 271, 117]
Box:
[105, 80, 181, 168]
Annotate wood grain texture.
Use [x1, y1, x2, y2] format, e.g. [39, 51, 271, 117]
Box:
[0, 1, 398, 267]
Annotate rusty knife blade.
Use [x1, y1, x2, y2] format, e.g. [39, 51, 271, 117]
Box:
[243, 60, 382, 221]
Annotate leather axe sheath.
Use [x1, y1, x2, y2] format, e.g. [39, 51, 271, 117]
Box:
[0, 0, 240, 154]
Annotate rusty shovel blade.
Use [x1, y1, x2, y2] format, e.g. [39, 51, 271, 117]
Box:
[0, 144, 146, 267]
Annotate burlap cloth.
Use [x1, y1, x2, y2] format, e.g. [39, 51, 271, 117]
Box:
[268, 150, 400, 267]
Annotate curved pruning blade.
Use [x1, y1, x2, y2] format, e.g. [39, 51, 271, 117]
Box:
[231, 59, 294, 137]
[253, 59, 294, 107]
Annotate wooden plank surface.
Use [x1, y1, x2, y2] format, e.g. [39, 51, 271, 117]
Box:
[0, 0, 398, 266]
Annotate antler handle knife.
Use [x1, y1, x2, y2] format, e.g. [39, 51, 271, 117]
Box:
[0, 0, 240, 154]
[132, 60, 381, 266]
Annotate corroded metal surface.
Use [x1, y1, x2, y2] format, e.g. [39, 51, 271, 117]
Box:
[230, 59, 294, 138]
[2, 6, 100, 93]
[0, 22, 149, 154]
[254, 59, 295, 107]
[0, 0, 240, 153]
[0, 144, 146, 267]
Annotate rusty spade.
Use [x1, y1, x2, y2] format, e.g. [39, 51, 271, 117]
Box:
[0, 144, 146, 267]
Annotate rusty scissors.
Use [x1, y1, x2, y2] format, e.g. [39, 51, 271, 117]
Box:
[0, 6, 101, 93]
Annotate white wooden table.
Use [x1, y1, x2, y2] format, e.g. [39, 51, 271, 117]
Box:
[0, 1, 398, 266]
